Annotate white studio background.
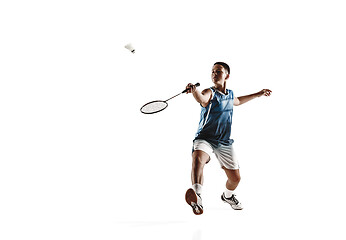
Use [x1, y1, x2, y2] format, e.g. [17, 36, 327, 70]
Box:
[1, 0, 346, 239]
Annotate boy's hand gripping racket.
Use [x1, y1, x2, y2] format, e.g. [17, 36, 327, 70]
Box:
[140, 83, 200, 114]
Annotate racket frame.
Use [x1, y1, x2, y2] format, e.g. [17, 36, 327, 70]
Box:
[140, 100, 168, 114]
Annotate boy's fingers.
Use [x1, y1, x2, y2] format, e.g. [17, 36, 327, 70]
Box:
[185, 83, 195, 94]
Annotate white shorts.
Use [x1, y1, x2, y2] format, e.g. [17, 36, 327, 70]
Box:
[193, 139, 239, 170]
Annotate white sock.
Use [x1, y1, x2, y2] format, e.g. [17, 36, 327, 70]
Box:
[192, 183, 203, 196]
[224, 189, 234, 198]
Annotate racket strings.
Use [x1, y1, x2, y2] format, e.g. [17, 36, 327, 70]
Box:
[141, 101, 168, 114]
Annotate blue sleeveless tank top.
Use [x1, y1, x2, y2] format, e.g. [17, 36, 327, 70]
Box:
[194, 87, 234, 147]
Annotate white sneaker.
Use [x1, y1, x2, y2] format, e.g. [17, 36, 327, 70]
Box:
[221, 193, 243, 210]
[185, 188, 203, 215]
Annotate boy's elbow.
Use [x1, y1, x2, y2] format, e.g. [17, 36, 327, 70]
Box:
[201, 102, 209, 108]
[200, 96, 212, 107]
[234, 98, 241, 106]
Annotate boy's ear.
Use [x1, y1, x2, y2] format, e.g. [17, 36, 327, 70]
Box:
[225, 74, 230, 80]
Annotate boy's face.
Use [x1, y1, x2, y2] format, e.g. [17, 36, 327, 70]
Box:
[211, 64, 229, 85]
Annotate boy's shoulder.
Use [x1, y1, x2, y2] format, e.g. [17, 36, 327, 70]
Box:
[201, 87, 213, 93]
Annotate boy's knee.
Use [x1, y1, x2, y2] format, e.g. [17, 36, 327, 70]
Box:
[230, 173, 241, 183]
[192, 151, 209, 167]
[192, 156, 206, 169]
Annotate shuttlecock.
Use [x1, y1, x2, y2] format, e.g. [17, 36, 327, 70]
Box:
[124, 43, 135, 53]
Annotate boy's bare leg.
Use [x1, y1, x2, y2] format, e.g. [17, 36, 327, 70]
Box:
[191, 150, 210, 185]
[221, 167, 243, 210]
[186, 150, 209, 215]
[222, 167, 241, 190]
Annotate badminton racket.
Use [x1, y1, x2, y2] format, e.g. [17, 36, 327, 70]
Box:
[140, 83, 200, 114]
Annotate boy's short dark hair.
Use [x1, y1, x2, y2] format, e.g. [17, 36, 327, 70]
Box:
[214, 62, 230, 74]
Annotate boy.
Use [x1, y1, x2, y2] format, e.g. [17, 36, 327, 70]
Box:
[185, 62, 272, 215]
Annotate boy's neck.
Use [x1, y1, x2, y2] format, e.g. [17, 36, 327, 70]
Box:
[213, 83, 227, 94]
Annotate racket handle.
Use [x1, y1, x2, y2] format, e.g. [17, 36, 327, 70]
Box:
[182, 82, 200, 93]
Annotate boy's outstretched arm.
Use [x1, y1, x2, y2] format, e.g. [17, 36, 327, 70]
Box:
[234, 89, 272, 106]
